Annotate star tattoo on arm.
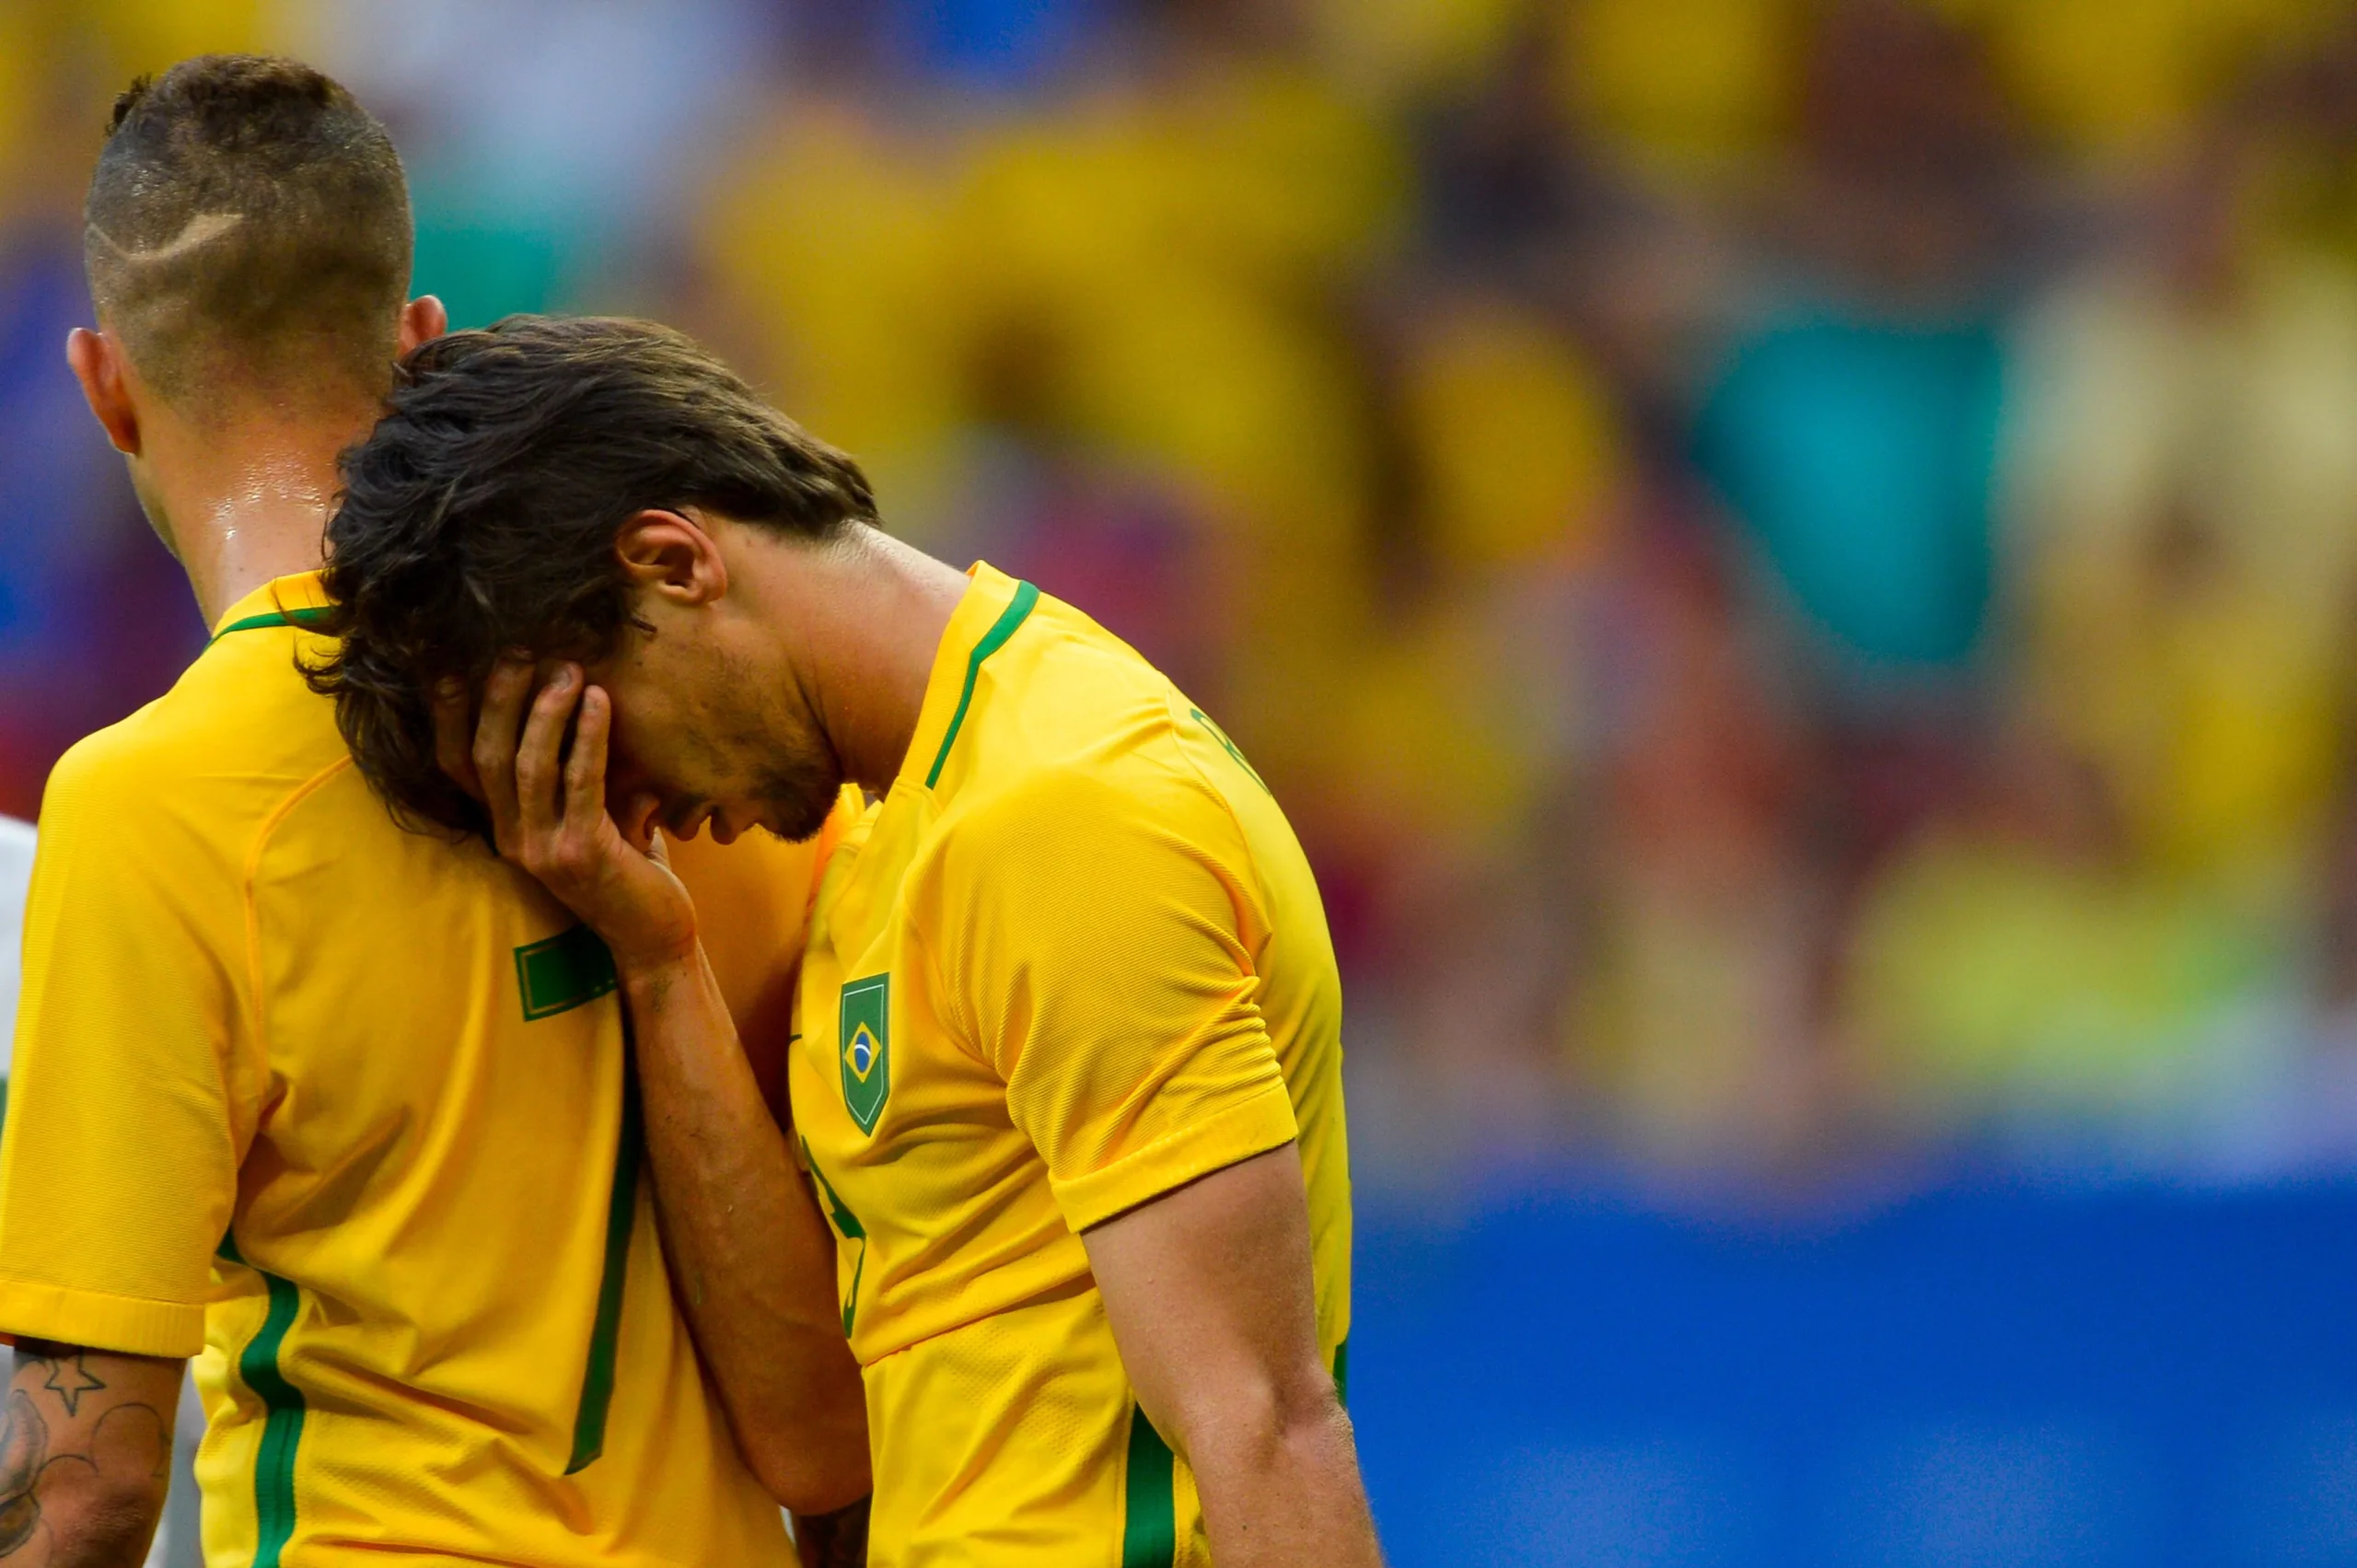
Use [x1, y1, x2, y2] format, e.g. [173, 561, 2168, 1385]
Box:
[37, 1358, 103, 1421]
[0, 1338, 182, 1561]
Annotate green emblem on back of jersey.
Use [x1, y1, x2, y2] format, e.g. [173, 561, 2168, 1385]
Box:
[840, 974, 891, 1134]
[515, 925, 619, 1021]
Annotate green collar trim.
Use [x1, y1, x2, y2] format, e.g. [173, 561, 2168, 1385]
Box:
[924, 579, 1039, 788]
[210, 605, 334, 645]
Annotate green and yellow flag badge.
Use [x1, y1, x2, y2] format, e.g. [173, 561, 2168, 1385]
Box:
[840, 974, 891, 1134]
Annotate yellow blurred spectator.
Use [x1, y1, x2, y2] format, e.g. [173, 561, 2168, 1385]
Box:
[78, 0, 278, 84]
[1330, 595, 1545, 860]
[1566, 0, 1794, 169]
[702, 98, 978, 543]
[1309, 0, 1525, 97]
[2006, 223, 2357, 884]
[1399, 295, 1623, 573]
[1848, 832, 2277, 1114]
[1964, 0, 2341, 158]
[0, 8, 46, 207]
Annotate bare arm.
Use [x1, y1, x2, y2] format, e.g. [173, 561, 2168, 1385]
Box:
[1084, 1144, 1381, 1568]
[449, 664, 869, 1513]
[622, 947, 870, 1511]
[0, 1342, 180, 1566]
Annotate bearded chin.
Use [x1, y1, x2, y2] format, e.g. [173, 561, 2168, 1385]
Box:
[759, 750, 846, 842]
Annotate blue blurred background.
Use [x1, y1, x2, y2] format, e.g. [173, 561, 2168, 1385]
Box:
[14, 0, 2357, 1562]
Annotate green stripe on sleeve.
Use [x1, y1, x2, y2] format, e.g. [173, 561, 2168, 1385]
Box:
[800, 1139, 870, 1336]
[566, 1035, 642, 1474]
[1120, 1404, 1177, 1568]
[238, 1271, 308, 1568]
[924, 580, 1039, 787]
[1333, 1335, 1349, 1407]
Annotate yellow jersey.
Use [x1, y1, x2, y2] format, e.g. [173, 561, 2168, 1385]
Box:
[0, 571, 809, 1567]
[789, 564, 1353, 1567]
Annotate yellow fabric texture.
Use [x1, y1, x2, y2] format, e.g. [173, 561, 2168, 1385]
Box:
[790, 563, 1353, 1567]
[0, 573, 799, 1568]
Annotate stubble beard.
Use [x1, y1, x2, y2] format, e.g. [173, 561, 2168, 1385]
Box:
[755, 745, 846, 842]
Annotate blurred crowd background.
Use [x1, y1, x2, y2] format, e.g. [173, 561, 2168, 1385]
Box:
[21, 4, 2357, 1561]
[14, 0, 2357, 1209]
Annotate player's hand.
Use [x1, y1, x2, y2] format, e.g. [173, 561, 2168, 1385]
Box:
[462, 659, 699, 976]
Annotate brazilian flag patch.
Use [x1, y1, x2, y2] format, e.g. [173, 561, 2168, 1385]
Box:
[840, 974, 891, 1134]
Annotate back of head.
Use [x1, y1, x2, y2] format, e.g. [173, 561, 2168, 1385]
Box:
[313, 313, 877, 833]
[85, 54, 411, 411]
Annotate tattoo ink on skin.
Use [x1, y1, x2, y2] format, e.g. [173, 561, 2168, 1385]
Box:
[39, 1360, 104, 1421]
[0, 1389, 48, 1554]
[0, 1342, 173, 1560]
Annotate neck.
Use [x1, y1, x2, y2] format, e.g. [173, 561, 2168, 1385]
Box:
[145, 405, 369, 628]
[768, 528, 970, 793]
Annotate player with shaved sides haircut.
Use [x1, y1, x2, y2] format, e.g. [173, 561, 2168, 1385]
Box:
[83, 56, 411, 412]
[0, 57, 865, 1568]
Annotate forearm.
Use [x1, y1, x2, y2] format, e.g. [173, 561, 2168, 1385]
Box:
[1088, 1146, 1383, 1568]
[0, 1342, 180, 1567]
[620, 948, 870, 1511]
[1180, 1388, 1382, 1568]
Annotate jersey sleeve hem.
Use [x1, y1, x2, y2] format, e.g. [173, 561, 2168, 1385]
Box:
[0, 1276, 205, 1358]
[1051, 1078, 1301, 1234]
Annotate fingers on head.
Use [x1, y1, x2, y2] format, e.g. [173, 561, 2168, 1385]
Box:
[571, 684, 607, 755]
[432, 678, 482, 786]
[566, 687, 610, 788]
[472, 662, 532, 781]
[526, 665, 579, 733]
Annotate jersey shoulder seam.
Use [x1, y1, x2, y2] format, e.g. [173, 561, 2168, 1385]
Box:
[239, 754, 361, 1101]
[899, 912, 993, 1075]
[1150, 703, 1278, 935]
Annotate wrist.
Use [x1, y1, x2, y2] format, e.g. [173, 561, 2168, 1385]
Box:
[614, 936, 702, 993]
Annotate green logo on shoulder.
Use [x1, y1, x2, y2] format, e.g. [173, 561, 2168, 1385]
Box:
[839, 974, 891, 1134]
[1190, 706, 1272, 796]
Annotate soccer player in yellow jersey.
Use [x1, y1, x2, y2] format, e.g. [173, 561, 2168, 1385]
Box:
[0, 60, 865, 1565]
[311, 316, 1384, 1567]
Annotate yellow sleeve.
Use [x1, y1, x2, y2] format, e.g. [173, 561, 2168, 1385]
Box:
[0, 739, 248, 1356]
[929, 765, 1298, 1233]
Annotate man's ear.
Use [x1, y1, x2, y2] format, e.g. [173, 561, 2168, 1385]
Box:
[65, 327, 139, 456]
[398, 296, 448, 356]
[616, 508, 729, 609]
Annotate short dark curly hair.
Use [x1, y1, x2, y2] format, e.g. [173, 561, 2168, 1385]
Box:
[308, 314, 876, 833]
